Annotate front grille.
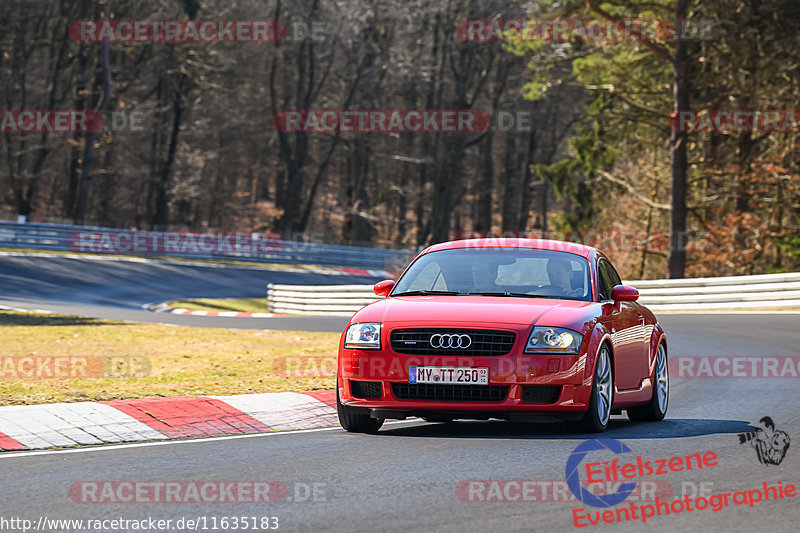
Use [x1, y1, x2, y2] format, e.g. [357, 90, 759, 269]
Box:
[521, 386, 562, 404]
[390, 328, 516, 356]
[350, 380, 382, 399]
[391, 383, 509, 402]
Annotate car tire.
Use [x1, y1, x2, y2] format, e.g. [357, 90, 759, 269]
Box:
[576, 345, 613, 433]
[627, 343, 668, 422]
[336, 378, 384, 433]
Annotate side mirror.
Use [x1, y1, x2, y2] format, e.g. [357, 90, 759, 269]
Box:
[373, 280, 395, 297]
[611, 285, 639, 302]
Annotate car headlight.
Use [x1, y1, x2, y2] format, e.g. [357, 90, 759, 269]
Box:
[525, 327, 583, 354]
[344, 323, 381, 350]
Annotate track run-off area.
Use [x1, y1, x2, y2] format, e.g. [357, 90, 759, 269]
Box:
[0, 253, 798, 532]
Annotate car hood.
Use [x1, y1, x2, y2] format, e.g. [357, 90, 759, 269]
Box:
[351, 295, 598, 331]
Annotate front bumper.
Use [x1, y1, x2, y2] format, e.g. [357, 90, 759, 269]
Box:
[338, 345, 592, 421]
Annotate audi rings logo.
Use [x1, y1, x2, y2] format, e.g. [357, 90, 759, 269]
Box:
[430, 334, 472, 349]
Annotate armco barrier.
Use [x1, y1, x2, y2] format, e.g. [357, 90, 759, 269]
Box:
[0, 221, 414, 270]
[633, 272, 800, 310]
[266, 284, 379, 316]
[267, 272, 800, 316]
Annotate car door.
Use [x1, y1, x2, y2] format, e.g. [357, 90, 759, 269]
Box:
[597, 258, 642, 391]
[603, 259, 652, 384]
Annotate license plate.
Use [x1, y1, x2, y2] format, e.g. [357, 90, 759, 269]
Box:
[409, 366, 489, 385]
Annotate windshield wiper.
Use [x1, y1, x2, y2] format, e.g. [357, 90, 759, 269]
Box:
[391, 290, 460, 296]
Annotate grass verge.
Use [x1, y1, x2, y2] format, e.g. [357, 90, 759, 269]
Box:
[0, 311, 339, 406]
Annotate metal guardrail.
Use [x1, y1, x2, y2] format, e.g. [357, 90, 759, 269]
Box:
[5, 219, 797, 313]
[267, 284, 380, 315]
[634, 272, 800, 311]
[0, 221, 415, 271]
[267, 272, 800, 316]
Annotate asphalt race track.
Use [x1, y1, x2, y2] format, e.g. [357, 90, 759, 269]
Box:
[0, 254, 380, 331]
[1, 313, 798, 532]
[1, 254, 798, 532]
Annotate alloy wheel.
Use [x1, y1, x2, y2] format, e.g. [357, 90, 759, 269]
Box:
[595, 348, 612, 426]
[655, 344, 669, 414]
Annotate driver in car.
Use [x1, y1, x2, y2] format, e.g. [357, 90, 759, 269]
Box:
[471, 261, 504, 293]
[546, 258, 581, 297]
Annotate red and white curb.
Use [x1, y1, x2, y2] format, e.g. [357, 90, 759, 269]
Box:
[0, 304, 53, 314]
[146, 302, 286, 318]
[0, 391, 338, 452]
[168, 310, 283, 317]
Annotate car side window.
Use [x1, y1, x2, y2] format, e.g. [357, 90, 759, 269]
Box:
[605, 260, 622, 288]
[597, 260, 613, 301]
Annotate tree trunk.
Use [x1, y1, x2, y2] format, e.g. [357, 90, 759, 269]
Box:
[475, 131, 493, 231]
[669, 0, 690, 279]
[74, 1, 113, 225]
[517, 124, 538, 230]
[501, 133, 519, 231]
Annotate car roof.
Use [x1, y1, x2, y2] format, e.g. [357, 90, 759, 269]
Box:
[421, 238, 597, 258]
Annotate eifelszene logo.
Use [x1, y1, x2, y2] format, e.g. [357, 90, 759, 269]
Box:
[565, 437, 719, 509]
[738, 416, 790, 465]
[565, 438, 637, 508]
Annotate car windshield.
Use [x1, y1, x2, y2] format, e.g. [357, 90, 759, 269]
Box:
[392, 248, 592, 301]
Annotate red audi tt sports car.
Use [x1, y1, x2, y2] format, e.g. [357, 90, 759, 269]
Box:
[336, 238, 669, 433]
